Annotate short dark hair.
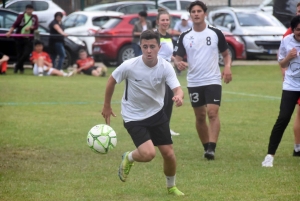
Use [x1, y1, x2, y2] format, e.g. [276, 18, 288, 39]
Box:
[54, 12, 63, 18]
[34, 40, 44, 46]
[79, 49, 87, 54]
[291, 15, 300, 31]
[25, 4, 34, 9]
[140, 30, 160, 45]
[138, 11, 147, 18]
[187, 1, 207, 13]
[297, 2, 300, 7]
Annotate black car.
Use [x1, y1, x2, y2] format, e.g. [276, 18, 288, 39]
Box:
[0, 8, 85, 69]
[273, 0, 298, 28]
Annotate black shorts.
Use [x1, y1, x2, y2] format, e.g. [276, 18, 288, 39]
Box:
[82, 66, 98, 75]
[123, 109, 172, 148]
[187, 84, 222, 107]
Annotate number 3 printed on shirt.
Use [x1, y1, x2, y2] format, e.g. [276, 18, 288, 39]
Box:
[190, 92, 199, 103]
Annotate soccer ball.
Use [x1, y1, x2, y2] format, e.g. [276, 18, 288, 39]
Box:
[87, 124, 117, 154]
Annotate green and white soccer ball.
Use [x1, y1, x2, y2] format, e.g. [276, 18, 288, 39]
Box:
[87, 124, 117, 154]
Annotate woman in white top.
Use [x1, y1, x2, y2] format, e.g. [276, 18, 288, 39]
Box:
[156, 8, 179, 136]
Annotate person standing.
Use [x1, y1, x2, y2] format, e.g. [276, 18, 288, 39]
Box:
[49, 12, 68, 71]
[101, 30, 184, 196]
[156, 8, 179, 136]
[280, 2, 300, 157]
[132, 11, 152, 56]
[174, 1, 232, 160]
[6, 4, 38, 74]
[262, 16, 300, 167]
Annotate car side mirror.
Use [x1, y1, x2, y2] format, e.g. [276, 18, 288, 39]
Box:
[227, 23, 235, 32]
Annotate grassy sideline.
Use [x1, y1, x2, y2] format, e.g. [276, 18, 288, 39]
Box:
[0, 65, 299, 201]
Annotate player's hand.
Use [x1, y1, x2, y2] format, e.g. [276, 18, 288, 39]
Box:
[101, 106, 116, 125]
[25, 27, 30, 31]
[176, 61, 188, 71]
[172, 95, 183, 107]
[287, 48, 298, 60]
[222, 66, 232, 84]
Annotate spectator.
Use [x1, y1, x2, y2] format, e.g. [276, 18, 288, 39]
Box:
[132, 11, 152, 56]
[76, 49, 107, 77]
[30, 40, 73, 77]
[0, 52, 9, 75]
[6, 4, 38, 74]
[49, 12, 68, 71]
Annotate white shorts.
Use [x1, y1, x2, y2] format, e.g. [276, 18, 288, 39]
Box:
[33, 64, 54, 76]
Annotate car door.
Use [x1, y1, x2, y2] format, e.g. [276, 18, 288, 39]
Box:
[0, 10, 18, 60]
[32, 1, 50, 27]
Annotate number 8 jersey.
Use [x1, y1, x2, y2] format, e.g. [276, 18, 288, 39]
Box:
[175, 24, 228, 87]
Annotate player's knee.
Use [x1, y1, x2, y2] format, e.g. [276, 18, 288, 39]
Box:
[207, 111, 218, 120]
[141, 150, 156, 161]
[162, 150, 175, 161]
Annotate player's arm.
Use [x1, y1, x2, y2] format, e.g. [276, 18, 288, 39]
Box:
[172, 86, 184, 107]
[0, 55, 9, 64]
[102, 75, 117, 125]
[279, 47, 297, 68]
[174, 33, 188, 70]
[220, 49, 232, 84]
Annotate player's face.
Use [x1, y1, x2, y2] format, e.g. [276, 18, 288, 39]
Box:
[157, 14, 170, 31]
[79, 52, 87, 59]
[293, 23, 300, 41]
[297, 6, 300, 16]
[140, 39, 160, 64]
[190, 5, 206, 24]
[34, 44, 43, 53]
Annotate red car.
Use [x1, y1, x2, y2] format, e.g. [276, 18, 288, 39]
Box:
[93, 13, 246, 66]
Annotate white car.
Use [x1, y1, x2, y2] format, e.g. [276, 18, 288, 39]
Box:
[63, 11, 124, 55]
[1, 0, 65, 28]
[158, 0, 194, 11]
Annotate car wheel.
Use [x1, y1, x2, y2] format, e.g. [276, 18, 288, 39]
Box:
[218, 45, 235, 66]
[62, 49, 72, 70]
[118, 45, 135, 65]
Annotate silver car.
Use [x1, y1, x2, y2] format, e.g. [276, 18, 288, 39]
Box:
[2, 0, 65, 27]
[208, 7, 286, 58]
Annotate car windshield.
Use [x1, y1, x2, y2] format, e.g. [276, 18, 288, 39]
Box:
[101, 18, 122, 29]
[236, 12, 281, 26]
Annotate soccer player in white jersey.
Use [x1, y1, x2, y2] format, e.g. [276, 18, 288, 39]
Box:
[174, 1, 232, 160]
[262, 15, 300, 167]
[101, 30, 185, 195]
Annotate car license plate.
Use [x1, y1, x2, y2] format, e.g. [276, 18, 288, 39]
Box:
[93, 47, 101, 52]
[268, 49, 278, 54]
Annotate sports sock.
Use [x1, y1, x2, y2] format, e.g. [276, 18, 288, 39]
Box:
[208, 142, 216, 152]
[166, 175, 176, 188]
[203, 143, 209, 151]
[294, 144, 300, 152]
[128, 151, 134, 162]
[38, 67, 43, 73]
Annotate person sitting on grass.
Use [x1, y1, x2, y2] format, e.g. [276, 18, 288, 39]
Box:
[76, 49, 107, 77]
[0, 52, 9, 75]
[30, 40, 73, 77]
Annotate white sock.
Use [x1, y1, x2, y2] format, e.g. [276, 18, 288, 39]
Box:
[294, 144, 300, 152]
[63, 72, 68, 77]
[128, 151, 134, 162]
[166, 175, 176, 188]
[38, 67, 43, 73]
[43, 66, 48, 71]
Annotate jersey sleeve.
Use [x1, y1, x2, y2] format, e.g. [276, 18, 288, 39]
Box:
[30, 52, 36, 62]
[216, 29, 228, 53]
[164, 62, 180, 90]
[45, 53, 52, 63]
[112, 62, 129, 84]
[174, 21, 180, 31]
[278, 38, 287, 62]
[174, 33, 186, 58]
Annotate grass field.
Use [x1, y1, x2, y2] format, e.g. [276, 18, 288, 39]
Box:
[0, 65, 299, 201]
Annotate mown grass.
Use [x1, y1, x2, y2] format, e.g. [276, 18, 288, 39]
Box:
[0, 65, 299, 201]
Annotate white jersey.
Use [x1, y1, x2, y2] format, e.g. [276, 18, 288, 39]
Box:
[278, 34, 300, 91]
[175, 24, 228, 87]
[112, 56, 180, 122]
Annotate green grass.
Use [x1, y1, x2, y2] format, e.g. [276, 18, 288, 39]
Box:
[0, 65, 299, 201]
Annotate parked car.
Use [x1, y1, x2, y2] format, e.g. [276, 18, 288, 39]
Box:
[208, 7, 286, 59]
[258, 0, 273, 14]
[1, 0, 66, 28]
[63, 11, 124, 55]
[158, 0, 194, 11]
[273, 0, 298, 28]
[84, 1, 169, 14]
[92, 12, 245, 66]
[0, 8, 85, 69]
